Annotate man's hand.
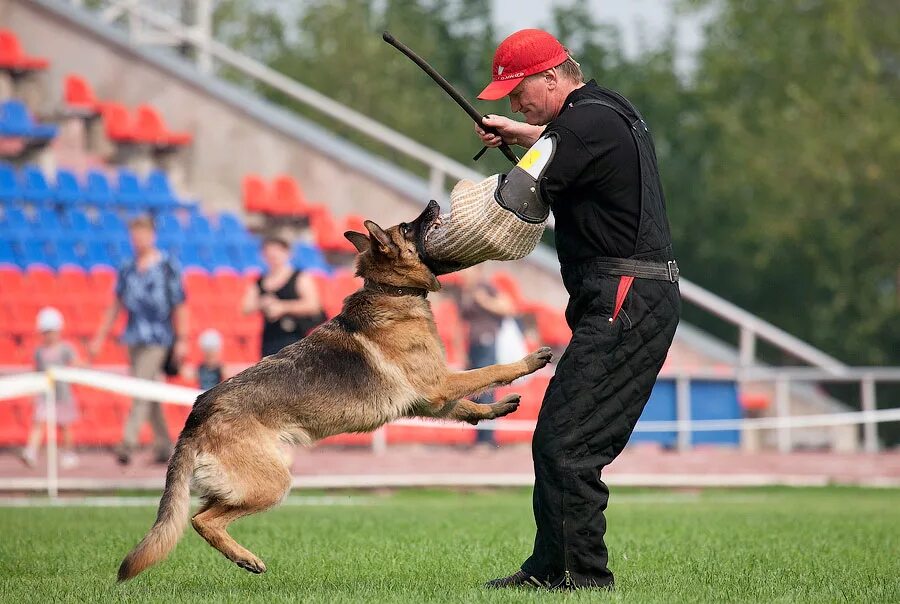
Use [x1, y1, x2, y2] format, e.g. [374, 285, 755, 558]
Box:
[173, 338, 189, 364]
[87, 335, 104, 360]
[475, 115, 544, 149]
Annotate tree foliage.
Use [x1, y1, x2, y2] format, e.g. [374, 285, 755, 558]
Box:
[212, 0, 900, 368]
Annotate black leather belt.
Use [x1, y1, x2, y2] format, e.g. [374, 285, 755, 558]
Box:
[563, 257, 680, 283]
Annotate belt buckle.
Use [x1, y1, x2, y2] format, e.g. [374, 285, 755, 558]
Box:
[666, 260, 680, 283]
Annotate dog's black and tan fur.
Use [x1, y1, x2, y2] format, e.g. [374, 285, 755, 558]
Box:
[117, 201, 552, 581]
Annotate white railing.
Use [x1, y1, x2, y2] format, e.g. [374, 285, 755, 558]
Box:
[3, 366, 900, 497]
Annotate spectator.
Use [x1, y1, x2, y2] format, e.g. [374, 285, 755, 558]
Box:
[196, 328, 224, 391]
[89, 215, 188, 465]
[241, 234, 324, 358]
[20, 307, 82, 469]
[459, 265, 516, 447]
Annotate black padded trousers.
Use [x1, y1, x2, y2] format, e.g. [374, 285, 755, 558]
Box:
[521, 270, 680, 588]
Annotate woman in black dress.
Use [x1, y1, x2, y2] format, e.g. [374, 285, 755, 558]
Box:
[241, 234, 324, 358]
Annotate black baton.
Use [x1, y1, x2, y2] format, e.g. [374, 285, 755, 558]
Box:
[382, 31, 520, 166]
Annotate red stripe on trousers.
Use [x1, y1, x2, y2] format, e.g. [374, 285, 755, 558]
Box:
[612, 275, 634, 321]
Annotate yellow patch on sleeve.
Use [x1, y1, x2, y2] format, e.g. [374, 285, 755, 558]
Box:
[517, 148, 542, 171]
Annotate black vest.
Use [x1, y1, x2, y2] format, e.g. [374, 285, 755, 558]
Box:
[571, 90, 674, 262]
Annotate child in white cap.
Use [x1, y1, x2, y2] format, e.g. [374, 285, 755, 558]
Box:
[196, 328, 224, 391]
[21, 307, 83, 469]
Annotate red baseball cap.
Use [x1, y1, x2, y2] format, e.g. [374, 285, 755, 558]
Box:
[477, 29, 570, 101]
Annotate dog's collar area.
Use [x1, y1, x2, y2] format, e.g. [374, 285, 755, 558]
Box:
[364, 280, 428, 298]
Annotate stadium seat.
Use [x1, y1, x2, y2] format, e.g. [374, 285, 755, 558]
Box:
[20, 167, 53, 205]
[0, 266, 24, 296]
[216, 211, 244, 236]
[115, 168, 145, 207]
[0, 205, 28, 233]
[308, 205, 355, 253]
[143, 170, 181, 210]
[57, 265, 90, 296]
[54, 169, 83, 206]
[85, 170, 115, 208]
[62, 208, 92, 234]
[271, 175, 308, 216]
[0, 100, 58, 139]
[292, 242, 330, 273]
[0, 30, 49, 71]
[89, 266, 117, 295]
[0, 162, 18, 204]
[101, 102, 136, 143]
[0, 240, 16, 267]
[133, 105, 192, 147]
[242, 174, 272, 214]
[432, 299, 465, 367]
[531, 303, 571, 346]
[63, 74, 102, 113]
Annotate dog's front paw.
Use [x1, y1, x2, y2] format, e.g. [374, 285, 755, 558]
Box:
[523, 347, 553, 373]
[489, 393, 521, 419]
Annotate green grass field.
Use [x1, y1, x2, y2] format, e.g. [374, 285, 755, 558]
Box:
[1, 487, 898, 603]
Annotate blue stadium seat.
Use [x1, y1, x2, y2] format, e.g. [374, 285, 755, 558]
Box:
[0, 163, 19, 205]
[0, 100, 58, 139]
[97, 210, 126, 236]
[83, 240, 113, 268]
[143, 170, 178, 210]
[54, 169, 82, 206]
[0, 240, 16, 267]
[179, 242, 207, 270]
[19, 239, 52, 268]
[62, 208, 92, 234]
[292, 242, 330, 273]
[53, 243, 82, 269]
[188, 213, 214, 241]
[155, 211, 181, 235]
[33, 207, 62, 234]
[84, 170, 114, 208]
[217, 211, 244, 235]
[20, 166, 53, 205]
[239, 241, 264, 273]
[115, 168, 145, 208]
[209, 242, 232, 269]
[0, 206, 29, 235]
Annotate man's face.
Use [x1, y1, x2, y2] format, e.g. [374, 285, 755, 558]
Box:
[129, 225, 155, 254]
[508, 74, 557, 125]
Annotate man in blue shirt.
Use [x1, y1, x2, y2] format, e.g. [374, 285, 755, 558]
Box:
[90, 215, 188, 464]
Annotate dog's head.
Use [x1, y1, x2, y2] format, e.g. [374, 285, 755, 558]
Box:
[344, 201, 441, 292]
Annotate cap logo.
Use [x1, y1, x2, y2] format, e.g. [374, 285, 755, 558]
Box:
[497, 65, 504, 75]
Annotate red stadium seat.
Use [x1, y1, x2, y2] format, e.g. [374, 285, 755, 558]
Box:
[308, 205, 356, 253]
[0, 267, 25, 302]
[0, 30, 49, 71]
[343, 213, 367, 234]
[312, 269, 360, 318]
[242, 174, 274, 214]
[432, 298, 465, 367]
[0, 397, 29, 445]
[101, 102, 136, 142]
[56, 266, 90, 299]
[88, 266, 117, 298]
[271, 175, 309, 216]
[24, 266, 57, 301]
[133, 104, 193, 146]
[183, 268, 213, 304]
[491, 271, 538, 313]
[531, 303, 571, 346]
[63, 74, 102, 113]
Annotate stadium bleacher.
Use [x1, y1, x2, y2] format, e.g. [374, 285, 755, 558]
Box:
[0, 27, 576, 448]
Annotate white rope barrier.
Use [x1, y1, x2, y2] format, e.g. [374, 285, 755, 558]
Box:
[2, 367, 900, 434]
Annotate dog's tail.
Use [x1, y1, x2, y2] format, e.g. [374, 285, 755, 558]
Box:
[117, 438, 197, 582]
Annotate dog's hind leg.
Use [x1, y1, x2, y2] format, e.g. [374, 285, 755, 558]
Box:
[190, 445, 291, 574]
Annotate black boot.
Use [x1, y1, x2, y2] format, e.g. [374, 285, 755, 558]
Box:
[484, 570, 549, 589]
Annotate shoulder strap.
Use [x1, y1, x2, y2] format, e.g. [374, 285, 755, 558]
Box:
[572, 98, 645, 132]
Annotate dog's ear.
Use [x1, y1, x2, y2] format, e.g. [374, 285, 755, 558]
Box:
[364, 220, 397, 255]
[344, 231, 370, 253]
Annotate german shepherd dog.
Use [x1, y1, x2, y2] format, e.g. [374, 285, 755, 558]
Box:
[118, 201, 553, 581]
